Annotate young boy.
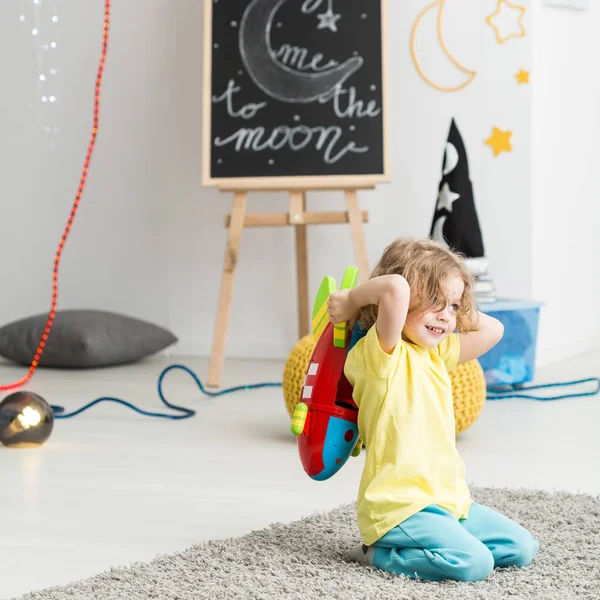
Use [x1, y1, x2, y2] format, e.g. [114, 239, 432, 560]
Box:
[327, 238, 539, 582]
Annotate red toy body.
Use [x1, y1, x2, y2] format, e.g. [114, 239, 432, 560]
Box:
[291, 268, 361, 481]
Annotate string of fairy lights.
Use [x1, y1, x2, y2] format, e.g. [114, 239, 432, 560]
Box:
[19, 0, 60, 148]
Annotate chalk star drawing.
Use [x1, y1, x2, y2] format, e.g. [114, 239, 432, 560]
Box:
[317, 0, 341, 32]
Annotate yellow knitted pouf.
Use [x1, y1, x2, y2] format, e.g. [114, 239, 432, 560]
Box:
[282, 336, 486, 434]
[283, 334, 317, 419]
[449, 359, 487, 435]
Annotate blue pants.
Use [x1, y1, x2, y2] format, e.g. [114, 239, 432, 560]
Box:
[371, 503, 539, 582]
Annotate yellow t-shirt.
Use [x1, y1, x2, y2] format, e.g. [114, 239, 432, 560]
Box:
[344, 325, 472, 546]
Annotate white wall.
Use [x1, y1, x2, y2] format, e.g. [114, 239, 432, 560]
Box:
[2, 1, 586, 376]
[531, 1, 600, 366]
[0, 1, 171, 328]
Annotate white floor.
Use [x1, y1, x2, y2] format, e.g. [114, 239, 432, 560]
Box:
[2, 349, 600, 599]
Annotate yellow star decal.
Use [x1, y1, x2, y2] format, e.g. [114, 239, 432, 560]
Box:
[486, 0, 526, 44]
[516, 69, 530, 84]
[485, 127, 513, 157]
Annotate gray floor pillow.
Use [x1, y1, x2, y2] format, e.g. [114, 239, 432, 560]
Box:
[0, 309, 178, 368]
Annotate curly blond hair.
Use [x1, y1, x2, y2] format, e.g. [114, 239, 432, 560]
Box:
[358, 237, 477, 334]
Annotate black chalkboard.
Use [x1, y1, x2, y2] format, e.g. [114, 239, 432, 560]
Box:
[202, 0, 389, 187]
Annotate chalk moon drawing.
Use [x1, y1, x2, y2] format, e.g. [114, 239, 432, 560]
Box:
[410, 0, 476, 93]
[432, 215, 450, 248]
[239, 0, 363, 103]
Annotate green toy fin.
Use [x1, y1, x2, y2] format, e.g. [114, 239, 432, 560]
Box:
[312, 276, 336, 341]
[333, 266, 359, 348]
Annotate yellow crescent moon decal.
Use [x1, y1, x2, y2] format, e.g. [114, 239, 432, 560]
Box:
[410, 0, 476, 93]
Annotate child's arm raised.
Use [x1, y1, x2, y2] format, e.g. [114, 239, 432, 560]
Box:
[327, 275, 410, 354]
[458, 311, 504, 364]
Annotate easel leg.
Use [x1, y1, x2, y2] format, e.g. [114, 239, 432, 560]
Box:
[207, 191, 247, 388]
[345, 189, 370, 283]
[290, 191, 309, 338]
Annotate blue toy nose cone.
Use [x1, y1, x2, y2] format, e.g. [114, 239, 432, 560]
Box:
[310, 417, 359, 481]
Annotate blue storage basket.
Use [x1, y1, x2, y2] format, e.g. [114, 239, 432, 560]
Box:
[478, 299, 543, 387]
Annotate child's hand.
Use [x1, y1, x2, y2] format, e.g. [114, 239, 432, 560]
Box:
[327, 290, 359, 324]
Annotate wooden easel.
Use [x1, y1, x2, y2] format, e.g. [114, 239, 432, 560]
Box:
[206, 188, 371, 388]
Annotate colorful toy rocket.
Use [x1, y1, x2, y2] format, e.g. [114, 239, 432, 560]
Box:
[291, 267, 362, 481]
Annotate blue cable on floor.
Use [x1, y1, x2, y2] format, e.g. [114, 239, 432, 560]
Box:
[486, 377, 600, 402]
[47, 365, 599, 420]
[50, 364, 282, 420]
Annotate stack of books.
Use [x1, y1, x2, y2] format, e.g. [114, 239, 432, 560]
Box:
[465, 257, 497, 304]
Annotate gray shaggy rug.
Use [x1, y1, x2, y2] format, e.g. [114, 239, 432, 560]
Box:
[13, 487, 600, 600]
